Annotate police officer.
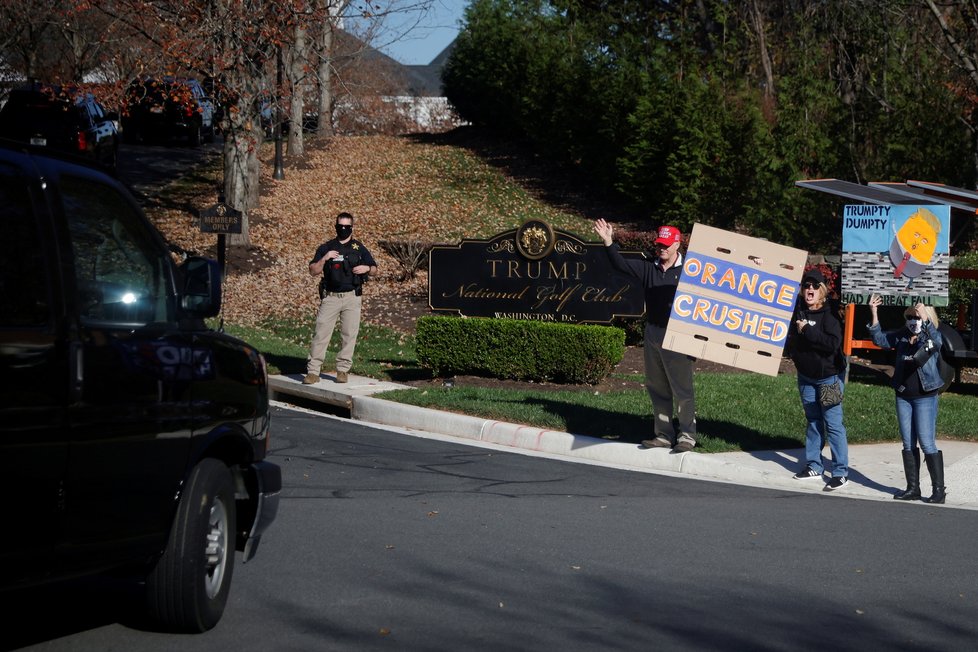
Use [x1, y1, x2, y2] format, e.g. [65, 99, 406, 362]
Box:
[303, 212, 377, 384]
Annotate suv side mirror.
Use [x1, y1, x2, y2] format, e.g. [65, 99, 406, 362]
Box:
[180, 256, 222, 317]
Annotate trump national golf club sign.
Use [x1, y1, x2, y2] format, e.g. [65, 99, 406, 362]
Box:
[428, 219, 645, 324]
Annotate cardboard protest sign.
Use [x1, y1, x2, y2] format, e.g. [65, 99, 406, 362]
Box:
[841, 204, 950, 307]
[664, 224, 807, 376]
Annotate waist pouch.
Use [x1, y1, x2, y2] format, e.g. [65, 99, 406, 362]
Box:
[818, 380, 843, 408]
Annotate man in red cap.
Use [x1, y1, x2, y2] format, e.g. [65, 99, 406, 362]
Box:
[593, 219, 697, 452]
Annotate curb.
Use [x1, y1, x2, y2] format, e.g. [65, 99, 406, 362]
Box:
[352, 395, 787, 487]
[271, 375, 978, 507]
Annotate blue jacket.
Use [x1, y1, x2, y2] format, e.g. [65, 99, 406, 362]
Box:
[867, 320, 944, 393]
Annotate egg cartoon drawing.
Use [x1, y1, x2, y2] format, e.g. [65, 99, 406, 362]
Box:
[889, 207, 940, 281]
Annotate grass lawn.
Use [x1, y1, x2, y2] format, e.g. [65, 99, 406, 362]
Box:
[224, 320, 978, 454]
[171, 134, 976, 455]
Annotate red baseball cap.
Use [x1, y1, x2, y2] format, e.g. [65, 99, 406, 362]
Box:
[655, 225, 682, 247]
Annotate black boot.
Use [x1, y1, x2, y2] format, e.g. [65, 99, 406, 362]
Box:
[894, 448, 921, 501]
[924, 451, 947, 504]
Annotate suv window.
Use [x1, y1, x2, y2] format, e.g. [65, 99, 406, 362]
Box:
[0, 163, 50, 326]
[61, 175, 172, 326]
[0, 88, 119, 169]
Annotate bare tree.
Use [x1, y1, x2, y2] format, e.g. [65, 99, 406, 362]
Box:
[2, 0, 445, 245]
[0, 0, 64, 83]
[921, 0, 978, 184]
[88, 0, 289, 245]
[287, 17, 310, 156]
[311, 0, 348, 138]
[746, 0, 776, 102]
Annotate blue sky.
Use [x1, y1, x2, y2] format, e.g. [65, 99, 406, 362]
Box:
[374, 1, 469, 65]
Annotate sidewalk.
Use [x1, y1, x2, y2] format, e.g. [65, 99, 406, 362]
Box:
[270, 372, 978, 510]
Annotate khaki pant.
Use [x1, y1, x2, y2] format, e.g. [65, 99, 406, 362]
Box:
[643, 323, 696, 442]
[306, 291, 362, 375]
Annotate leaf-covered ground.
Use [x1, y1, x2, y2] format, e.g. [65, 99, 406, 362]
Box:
[148, 131, 625, 334]
[142, 131, 977, 389]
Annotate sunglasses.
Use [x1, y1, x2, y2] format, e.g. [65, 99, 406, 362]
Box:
[801, 282, 820, 290]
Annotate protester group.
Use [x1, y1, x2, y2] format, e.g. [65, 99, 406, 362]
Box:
[593, 219, 948, 504]
[298, 211, 950, 505]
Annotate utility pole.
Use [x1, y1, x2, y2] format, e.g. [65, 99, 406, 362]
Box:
[273, 45, 285, 181]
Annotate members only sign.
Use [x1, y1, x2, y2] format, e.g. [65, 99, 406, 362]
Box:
[664, 224, 807, 376]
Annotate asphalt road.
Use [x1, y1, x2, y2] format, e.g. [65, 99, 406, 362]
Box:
[115, 140, 222, 204]
[6, 406, 978, 651]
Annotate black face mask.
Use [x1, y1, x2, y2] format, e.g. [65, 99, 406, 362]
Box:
[335, 224, 353, 239]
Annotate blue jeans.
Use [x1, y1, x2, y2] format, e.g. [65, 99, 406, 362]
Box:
[895, 394, 939, 454]
[797, 373, 849, 477]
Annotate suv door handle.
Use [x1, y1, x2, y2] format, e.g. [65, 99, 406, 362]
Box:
[69, 341, 83, 401]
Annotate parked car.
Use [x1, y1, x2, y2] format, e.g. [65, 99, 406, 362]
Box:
[0, 140, 280, 632]
[122, 76, 216, 146]
[0, 84, 120, 170]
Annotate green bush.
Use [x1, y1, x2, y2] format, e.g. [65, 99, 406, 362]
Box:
[615, 230, 658, 253]
[942, 251, 978, 330]
[415, 315, 625, 384]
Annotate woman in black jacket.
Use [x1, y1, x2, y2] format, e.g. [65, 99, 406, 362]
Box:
[786, 268, 850, 491]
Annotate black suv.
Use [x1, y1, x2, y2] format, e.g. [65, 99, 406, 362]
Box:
[122, 77, 217, 146]
[0, 85, 120, 170]
[0, 140, 280, 632]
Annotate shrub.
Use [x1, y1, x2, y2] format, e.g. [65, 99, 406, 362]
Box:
[378, 239, 433, 280]
[615, 229, 658, 254]
[415, 315, 625, 384]
[943, 251, 978, 330]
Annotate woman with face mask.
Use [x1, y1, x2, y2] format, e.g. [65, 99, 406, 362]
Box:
[785, 268, 849, 490]
[867, 295, 946, 504]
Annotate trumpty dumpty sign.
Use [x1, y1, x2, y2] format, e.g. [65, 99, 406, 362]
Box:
[841, 204, 950, 307]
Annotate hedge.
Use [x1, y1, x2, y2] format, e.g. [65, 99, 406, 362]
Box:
[415, 315, 626, 384]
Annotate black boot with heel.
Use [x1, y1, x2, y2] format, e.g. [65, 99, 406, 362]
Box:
[894, 448, 921, 501]
[924, 450, 947, 504]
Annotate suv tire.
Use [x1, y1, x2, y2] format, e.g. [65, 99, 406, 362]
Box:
[146, 458, 237, 632]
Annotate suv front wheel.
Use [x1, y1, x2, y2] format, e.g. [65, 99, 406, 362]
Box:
[146, 458, 237, 632]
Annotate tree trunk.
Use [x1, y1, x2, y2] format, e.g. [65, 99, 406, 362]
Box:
[923, 0, 978, 187]
[287, 21, 308, 156]
[748, 0, 775, 100]
[314, 0, 342, 137]
[223, 117, 262, 247]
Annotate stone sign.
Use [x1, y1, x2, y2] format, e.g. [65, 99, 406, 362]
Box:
[428, 219, 646, 324]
